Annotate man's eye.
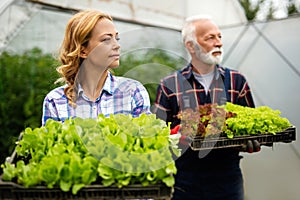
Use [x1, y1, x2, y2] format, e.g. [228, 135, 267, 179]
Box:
[116, 37, 120, 41]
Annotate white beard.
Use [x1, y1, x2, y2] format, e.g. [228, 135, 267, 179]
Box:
[194, 42, 223, 65]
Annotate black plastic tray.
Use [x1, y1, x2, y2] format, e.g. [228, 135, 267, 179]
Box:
[190, 126, 296, 151]
[0, 179, 172, 200]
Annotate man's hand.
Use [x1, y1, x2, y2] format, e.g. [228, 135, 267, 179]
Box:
[241, 140, 261, 153]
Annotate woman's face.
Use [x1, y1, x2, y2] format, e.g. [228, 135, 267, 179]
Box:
[81, 18, 121, 69]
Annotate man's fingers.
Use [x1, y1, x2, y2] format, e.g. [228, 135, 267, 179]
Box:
[252, 140, 261, 152]
[247, 140, 253, 153]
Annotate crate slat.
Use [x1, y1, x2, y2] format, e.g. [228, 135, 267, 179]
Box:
[0, 180, 172, 200]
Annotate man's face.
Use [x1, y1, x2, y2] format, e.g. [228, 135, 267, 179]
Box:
[193, 40, 223, 65]
[193, 19, 223, 65]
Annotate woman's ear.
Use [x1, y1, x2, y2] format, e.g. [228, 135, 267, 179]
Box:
[80, 47, 88, 59]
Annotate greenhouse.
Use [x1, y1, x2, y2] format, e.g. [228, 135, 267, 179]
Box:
[0, 0, 300, 199]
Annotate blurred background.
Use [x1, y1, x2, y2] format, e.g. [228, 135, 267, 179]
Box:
[0, 0, 299, 199]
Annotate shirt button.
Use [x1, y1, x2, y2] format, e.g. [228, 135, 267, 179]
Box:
[93, 106, 96, 110]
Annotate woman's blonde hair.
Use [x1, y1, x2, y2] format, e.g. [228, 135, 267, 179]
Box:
[56, 10, 112, 107]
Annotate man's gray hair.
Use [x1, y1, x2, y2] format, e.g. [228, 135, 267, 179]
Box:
[181, 14, 213, 44]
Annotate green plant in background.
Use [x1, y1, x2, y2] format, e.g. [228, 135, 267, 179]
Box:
[238, 0, 299, 21]
[0, 48, 60, 166]
[239, 0, 262, 21]
[115, 48, 188, 104]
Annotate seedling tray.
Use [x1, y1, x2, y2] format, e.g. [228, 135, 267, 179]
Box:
[1, 136, 173, 200]
[0, 179, 172, 200]
[190, 126, 296, 151]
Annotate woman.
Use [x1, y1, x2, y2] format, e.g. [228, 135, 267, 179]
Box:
[42, 10, 151, 126]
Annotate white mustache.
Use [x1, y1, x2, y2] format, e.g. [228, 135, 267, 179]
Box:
[210, 47, 223, 54]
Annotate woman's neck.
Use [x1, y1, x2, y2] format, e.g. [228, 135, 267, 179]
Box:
[78, 62, 108, 101]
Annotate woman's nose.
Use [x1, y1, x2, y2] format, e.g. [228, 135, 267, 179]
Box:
[113, 38, 121, 50]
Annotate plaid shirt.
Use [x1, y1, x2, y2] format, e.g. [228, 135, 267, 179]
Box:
[153, 63, 255, 128]
[42, 72, 151, 126]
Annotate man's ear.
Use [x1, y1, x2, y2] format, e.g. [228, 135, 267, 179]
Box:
[186, 41, 195, 54]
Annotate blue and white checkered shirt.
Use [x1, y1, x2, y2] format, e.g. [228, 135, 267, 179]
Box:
[42, 72, 151, 126]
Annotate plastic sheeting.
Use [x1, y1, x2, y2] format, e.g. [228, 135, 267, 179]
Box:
[1, 1, 300, 199]
[26, 0, 247, 30]
[0, 0, 40, 51]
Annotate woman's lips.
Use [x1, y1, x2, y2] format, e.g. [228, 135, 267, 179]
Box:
[110, 54, 120, 59]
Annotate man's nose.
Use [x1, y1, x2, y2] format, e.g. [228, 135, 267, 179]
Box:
[215, 37, 222, 48]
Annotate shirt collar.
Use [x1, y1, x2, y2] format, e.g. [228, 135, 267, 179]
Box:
[103, 71, 114, 95]
[77, 84, 84, 97]
[186, 63, 225, 80]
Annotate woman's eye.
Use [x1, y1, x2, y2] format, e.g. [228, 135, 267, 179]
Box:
[102, 37, 119, 42]
[102, 37, 111, 42]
